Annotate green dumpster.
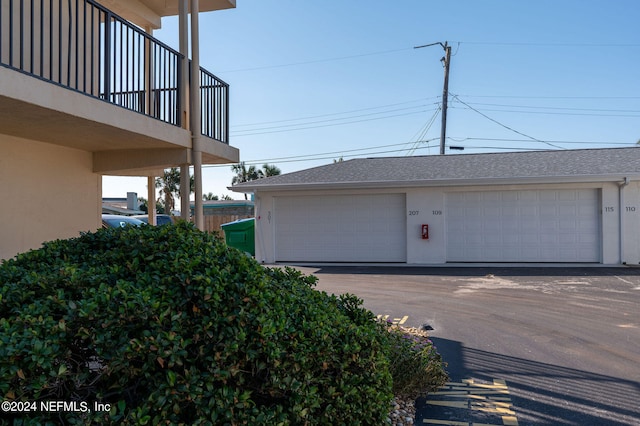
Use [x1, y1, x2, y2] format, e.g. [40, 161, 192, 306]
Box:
[221, 218, 255, 256]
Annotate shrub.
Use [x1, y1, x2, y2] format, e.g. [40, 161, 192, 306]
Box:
[336, 294, 448, 398]
[385, 326, 448, 398]
[0, 222, 392, 425]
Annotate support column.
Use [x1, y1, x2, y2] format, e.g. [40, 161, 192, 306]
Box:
[180, 164, 190, 221]
[147, 176, 156, 225]
[190, 0, 204, 230]
[193, 152, 204, 230]
[179, 0, 191, 221]
[145, 24, 158, 226]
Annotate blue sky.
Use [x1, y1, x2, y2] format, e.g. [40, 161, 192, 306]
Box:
[102, 0, 640, 201]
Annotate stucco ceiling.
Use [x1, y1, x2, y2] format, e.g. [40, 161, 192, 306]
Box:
[103, 0, 236, 29]
[140, 0, 236, 17]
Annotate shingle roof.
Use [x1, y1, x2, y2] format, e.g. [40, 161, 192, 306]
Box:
[230, 147, 640, 192]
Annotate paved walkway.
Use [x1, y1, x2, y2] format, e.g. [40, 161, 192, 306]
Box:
[299, 265, 640, 425]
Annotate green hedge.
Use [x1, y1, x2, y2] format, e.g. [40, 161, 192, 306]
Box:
[0, 223, 393, 425]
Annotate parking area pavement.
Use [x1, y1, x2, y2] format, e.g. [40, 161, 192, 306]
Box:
[290, 265, 640, 426]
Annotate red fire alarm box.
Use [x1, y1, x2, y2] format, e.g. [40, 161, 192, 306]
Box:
[421, 224, 429, 240]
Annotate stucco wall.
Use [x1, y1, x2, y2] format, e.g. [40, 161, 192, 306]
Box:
[0, 135, 101, 261]
[254, 180, 640, 265]
[620, 180, 640, 265]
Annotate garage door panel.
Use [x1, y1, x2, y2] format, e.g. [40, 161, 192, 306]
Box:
[275, 194, 406, 262]
[580, 234, 598, 244]
[446, 189, 600, 263]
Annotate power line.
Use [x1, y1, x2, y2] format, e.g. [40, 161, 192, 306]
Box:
[456, 94, 640, 100]
[451, 95, 565, 150]
[228, 93, 639, 138]
[218, 47, 413, 73]
[231, 104, 438, 135]
[448, 137, 635, 146]
[210, 136, 634, 169]
[230, 141, 435, 162]
[449, 105, 640, 118]
[457, 102, 640, 114]
[450, 144, 635, 152]
[232, 97, 439, 128]
[453, 41, 640, 48]
[230, 108, 436, 137]
[218, 41, 640, 75]
[204, 139, 440, 168]
[452, 146, 552, 151]
[406, 107, 441, 156]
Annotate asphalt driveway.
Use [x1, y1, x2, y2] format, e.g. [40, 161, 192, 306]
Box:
[290, 266, 640, 426]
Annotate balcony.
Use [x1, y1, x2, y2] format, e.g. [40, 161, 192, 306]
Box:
[0, 0, 236, 173]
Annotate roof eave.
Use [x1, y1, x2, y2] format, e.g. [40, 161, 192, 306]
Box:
[229, 174, 637, 194]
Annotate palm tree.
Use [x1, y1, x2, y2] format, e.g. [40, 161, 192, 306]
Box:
[155, 169, 179, 213]
[231, 162, 263, 200]
[231, 162, 260, 184]
[155, 168, 194, 214]
[261, 164, 281, 177]
[203, 193, 234, 201]
[231, 162, 281, 185]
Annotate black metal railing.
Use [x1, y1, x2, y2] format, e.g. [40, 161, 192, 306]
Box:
[0, 0, 229, 143]
[200, 66, 229, 144]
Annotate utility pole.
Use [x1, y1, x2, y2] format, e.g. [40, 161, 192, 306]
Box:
[440, 42, 451, 155]
[414, 42, 452, 155]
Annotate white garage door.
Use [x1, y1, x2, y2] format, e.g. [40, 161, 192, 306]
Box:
[274, 194, 406, 262]
[446, 189, 600, 262]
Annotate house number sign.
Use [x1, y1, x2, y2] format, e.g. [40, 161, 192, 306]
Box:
[603, 206, 636, 212]
[408, 210, 443, 216]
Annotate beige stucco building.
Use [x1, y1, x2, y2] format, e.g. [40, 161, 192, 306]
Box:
[1, 0, 238, 260]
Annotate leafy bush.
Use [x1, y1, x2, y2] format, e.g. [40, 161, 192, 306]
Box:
[385, 326, 448, 398]
[0, 223, 393, 425]
[335, 294, 448, 398]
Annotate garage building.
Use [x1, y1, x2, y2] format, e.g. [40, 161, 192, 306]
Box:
[230, 148, 640, 265]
